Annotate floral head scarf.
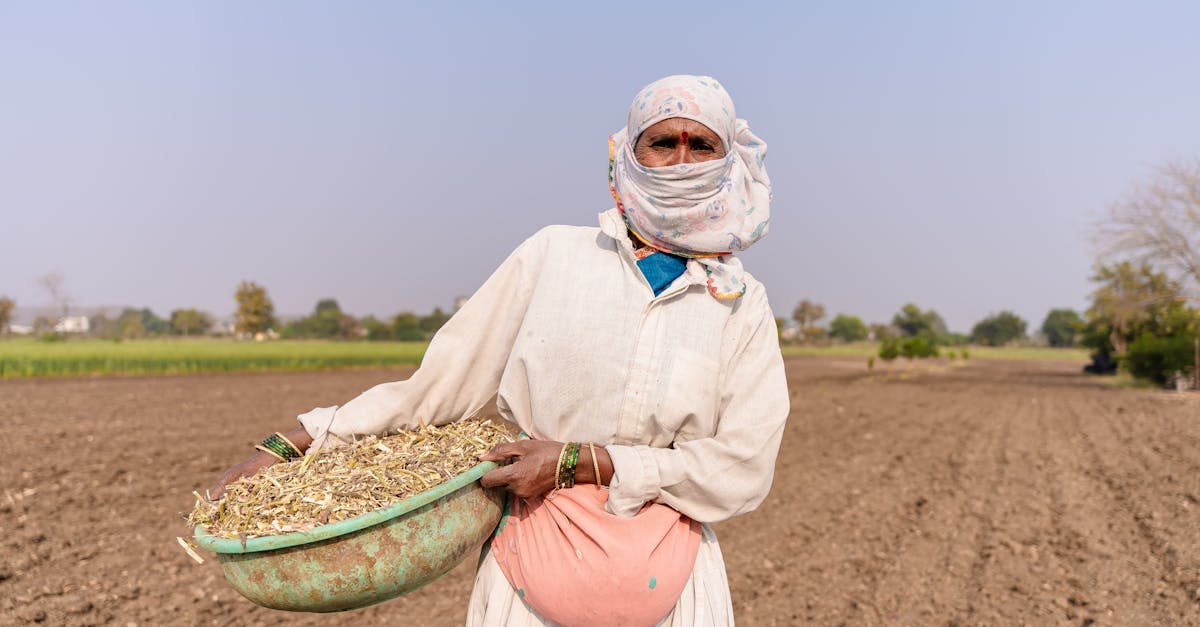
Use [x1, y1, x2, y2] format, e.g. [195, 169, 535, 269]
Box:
[608, 75, 771, 299]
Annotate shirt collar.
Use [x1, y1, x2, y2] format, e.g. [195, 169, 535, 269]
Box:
[597, 208, 708, 286]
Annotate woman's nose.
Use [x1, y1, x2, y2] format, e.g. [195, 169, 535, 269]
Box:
[667, 144, 698, 166]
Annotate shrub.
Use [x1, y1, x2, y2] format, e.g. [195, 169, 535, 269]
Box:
[879, 338, 901, 361]
[829, 314, 869, 342]
[1125, 332, 1197, 385]
[901, 336, 939, 359]
[1042, 309, 1082, 347]
[971, 311, 1027, 346]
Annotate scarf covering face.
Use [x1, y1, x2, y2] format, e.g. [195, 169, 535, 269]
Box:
[608, 74, 771, 299]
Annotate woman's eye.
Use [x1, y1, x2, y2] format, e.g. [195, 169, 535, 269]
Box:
[690, 140, 714, 152]
[651, 139, 676, 149]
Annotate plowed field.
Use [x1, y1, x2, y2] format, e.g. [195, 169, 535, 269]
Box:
[1, 357, 1197, 625]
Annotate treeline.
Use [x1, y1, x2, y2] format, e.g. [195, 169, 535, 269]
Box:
[781, 301, 1081, 350]
[229, 282, 454, 341]
[280, 299, 452, 341]
[0, 281, 455, 342]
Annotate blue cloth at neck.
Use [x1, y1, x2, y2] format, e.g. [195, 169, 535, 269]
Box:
[636, 251, 688, 296]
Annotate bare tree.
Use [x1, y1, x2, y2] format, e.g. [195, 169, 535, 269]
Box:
[37, 272, 71, 320]
[792, 299, 827, 344]
[1097, 158, 1200, 299]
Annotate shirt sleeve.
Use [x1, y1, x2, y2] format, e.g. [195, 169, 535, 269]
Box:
[604, 284, 789, 523]
[297, 229, 547, 452]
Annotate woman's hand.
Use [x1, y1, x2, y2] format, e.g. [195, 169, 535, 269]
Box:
[480, 440, 563, 499]
[206, 427, 314, 501]
[208, 451, 277, 501]
[480, 440, 615, 499]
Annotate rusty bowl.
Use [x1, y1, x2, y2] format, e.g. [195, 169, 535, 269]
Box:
[192, 461, 504, 612]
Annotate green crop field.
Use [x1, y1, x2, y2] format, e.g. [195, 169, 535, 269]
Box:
[0, 338, 1093, 379]
[0, 338, 428, 378]
[781, 342, 1090, 362]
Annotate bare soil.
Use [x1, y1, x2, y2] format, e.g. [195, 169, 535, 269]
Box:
[0, 357, 1197, 626]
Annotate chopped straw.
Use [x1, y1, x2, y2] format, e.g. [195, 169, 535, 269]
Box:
[189, 420, 513, 539]
[176, 536, 206, 564]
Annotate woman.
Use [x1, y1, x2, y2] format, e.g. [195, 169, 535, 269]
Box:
[212, 74, 789, 626]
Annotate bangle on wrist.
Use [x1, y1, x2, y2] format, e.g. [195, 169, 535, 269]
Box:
[556, 442, 580, 490]
[588, 442, 603, 488]
[259, 432, 303, 462]
[253, 444, 287, 463]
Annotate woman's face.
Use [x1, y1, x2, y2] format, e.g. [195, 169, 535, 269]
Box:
[634, 117, 726, 167]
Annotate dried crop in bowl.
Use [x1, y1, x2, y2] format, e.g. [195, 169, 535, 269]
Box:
[189, 420, 514, 539]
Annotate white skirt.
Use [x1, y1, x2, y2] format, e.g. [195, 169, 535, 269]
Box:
[465, 523, 734, 626]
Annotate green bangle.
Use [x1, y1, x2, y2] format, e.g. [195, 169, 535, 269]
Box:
[260, 433, 303, 462]
[557, 442, 580, 489]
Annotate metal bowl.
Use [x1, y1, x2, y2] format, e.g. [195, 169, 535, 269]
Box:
[192, 461, 504, 612]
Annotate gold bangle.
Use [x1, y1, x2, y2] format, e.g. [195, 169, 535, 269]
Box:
[589, 443, 603, 488]
[254, 444, 287, 463]
[550, 442, 568, 497]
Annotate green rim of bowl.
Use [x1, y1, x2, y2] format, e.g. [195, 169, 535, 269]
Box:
[192, 460, 498, 554]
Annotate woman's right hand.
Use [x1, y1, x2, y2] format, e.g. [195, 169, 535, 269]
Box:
[206, 427, 314, 501]
[207, 451, 277, 501]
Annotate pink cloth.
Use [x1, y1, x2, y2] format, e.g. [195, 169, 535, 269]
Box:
[489, 484, 702, 627]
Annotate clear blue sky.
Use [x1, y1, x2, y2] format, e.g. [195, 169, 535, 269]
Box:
[2, 1, 1198, 332]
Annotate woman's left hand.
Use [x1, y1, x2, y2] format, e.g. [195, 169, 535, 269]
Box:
[480, 440, 563, 499]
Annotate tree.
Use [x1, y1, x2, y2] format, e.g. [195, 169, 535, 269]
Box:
[310, 299, 345, 338]
[869, 323, 896, 341]
[0, 296, 13, 335]
[314, 298, 340, 315]
[170, 309, 212, 336]
[970, 311, 1027, 346]
[792, 300, 826, 344]
[88, 313, 117, 339]
[283, 299, 360, 340]
[338, 313, 361, 340]
[419, 307, 452, 336]
[32, 316, 54, 334]
[1041, 309, 1082, 347]
[892, 303, 947, 340]
[116, 309, 147, 339]
[828, 314, 868, 342]
[1083, 262, 1188, 356]
[116, 308, 168, 339]
[792, 300, 826, 328]
[37, 272, 70, 319]
[361, 315, 392, 341]
[234, 281, 276, 336]
[391, 312, 424, 341]
[1097, 158, 1200, 298]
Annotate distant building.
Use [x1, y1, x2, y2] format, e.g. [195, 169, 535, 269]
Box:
[7, 324, 33, 335]
[54, 316, 90, 334]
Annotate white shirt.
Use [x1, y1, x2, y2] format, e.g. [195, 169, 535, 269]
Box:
[297, 208, 789, 523]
